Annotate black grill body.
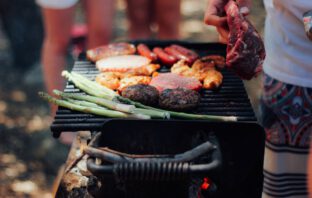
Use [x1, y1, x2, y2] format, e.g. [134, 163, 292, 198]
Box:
[88, 120, 264, 198]
[51, 41, 265, 198]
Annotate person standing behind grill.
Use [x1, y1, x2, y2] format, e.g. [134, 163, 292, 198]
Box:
[37, 0, 115, 115]
[126, 0, 181, 39]
[37, 0, 115, 144]
[204, 0, 312, 198]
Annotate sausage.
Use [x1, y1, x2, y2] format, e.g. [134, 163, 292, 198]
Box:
[170, 44, 199, 59]
[164, 47, 191, 63]
[137, 44, 157, 61]
[153, 47, 178, 66]
[169, 44, 199, 64]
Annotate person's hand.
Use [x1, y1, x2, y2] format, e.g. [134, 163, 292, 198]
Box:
[204, 0, 251, 43]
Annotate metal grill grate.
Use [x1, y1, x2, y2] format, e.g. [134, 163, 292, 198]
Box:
[51, 42, 257, 135]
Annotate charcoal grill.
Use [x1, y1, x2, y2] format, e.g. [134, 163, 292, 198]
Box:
[51, 41, 265, 198]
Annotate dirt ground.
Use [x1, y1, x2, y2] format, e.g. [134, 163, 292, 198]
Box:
[0, 0, 265, 197]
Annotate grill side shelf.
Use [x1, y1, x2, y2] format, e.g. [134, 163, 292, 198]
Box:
[51, 42, 258, 135]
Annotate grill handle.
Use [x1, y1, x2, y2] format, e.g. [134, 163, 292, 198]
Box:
[86, 140, 221, 181]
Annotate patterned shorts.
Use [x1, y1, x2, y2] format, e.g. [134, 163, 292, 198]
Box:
[261, 73, 312, 198]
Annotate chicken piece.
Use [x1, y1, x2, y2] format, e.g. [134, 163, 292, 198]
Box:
[143, 64, 161, 75]
[132, 64, 160, 76]
[191, 58, 215, 81]
[203, 70, 223, 89]
[114, 72, 137, 79]
[95, 72, 120, 90]
[152, 72, 159, 78]
[201, 55, 226, 69]
[171, 60, 195, 78]
[118, 76, 152, 92]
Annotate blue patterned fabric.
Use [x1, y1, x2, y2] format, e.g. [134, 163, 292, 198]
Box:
[261, 73, 312, 198]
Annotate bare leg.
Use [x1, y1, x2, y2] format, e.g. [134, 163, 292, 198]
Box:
[126, 0, 153, 39]
[155, 0, 181, 39]
[41, 7, 76, 145]
[41, 7, 75, 115]
[83, 0, 115, 48]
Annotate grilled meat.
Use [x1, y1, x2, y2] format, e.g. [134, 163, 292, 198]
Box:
[95, 56, 159, 91]
[201, 55, 226, 69]
[95, 72, 120, 90]
[153, 47, 178, 66]
[203, 70, 223, 89]
[87, 42, 136, 62]
[159, 88, 201, 111]
[122, 84, 159, 106]
[118, 76, 152, 92]
[170, 44, 199, 64]
[137, 44, 157, 61]
[150, 73, 202, 92]
[191, 58, 215, 81]
[171, 60, 195, 78]
[170, 59, 223, 89]
[138, 64, 160, 76]
[164, 45, 198, 65]
[96, 55, 151, 73]
[225, 0, 265, 79]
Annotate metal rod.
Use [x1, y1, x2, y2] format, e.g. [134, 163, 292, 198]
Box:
[85, 141, 216, 163]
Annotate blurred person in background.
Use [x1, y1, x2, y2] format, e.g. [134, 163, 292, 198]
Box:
[205, 0, 312, 197]
[38, 0, 115, 144]
[38, 0, 115, 115]
[126, 0, 181, 39]
[0, 0, 43, 73]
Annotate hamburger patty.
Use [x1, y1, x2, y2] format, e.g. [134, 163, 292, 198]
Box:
[122, 84, 159, 106]
[159, 88, 201, 111]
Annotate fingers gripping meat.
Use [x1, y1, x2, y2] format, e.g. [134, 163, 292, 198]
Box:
[225, 0, 265, 79]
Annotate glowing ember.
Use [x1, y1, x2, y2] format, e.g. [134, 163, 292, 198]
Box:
[201, 177, 211, 190]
